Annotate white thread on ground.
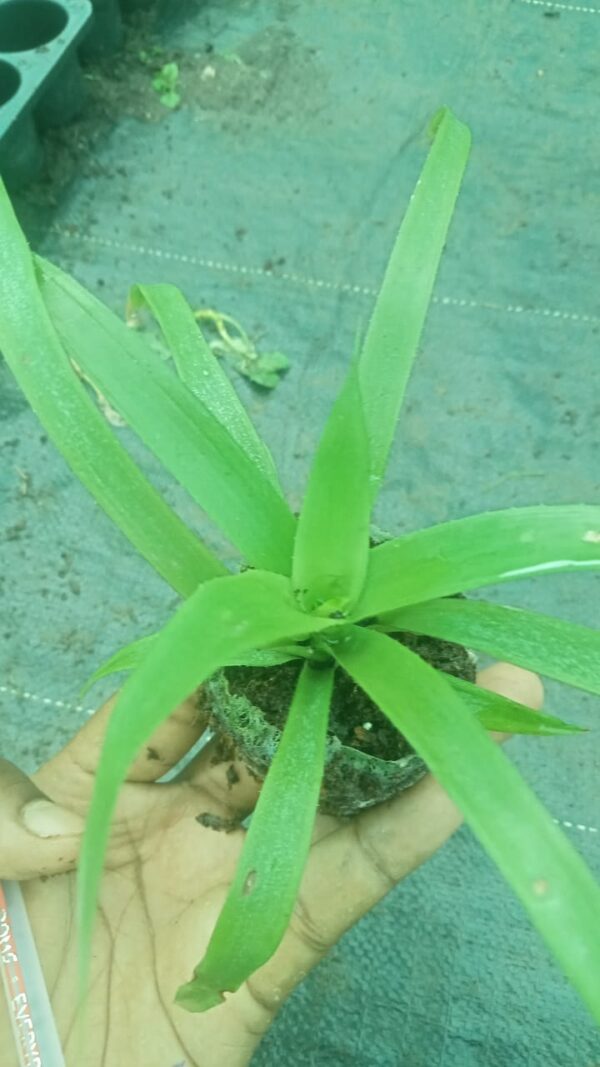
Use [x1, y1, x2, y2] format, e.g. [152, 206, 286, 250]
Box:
[554, 818, 599, 833]
[45, 224, 600, 326]
[0, 683, 94, 717]
[1, 683, 599, 832]
[519, 0, 600, 13]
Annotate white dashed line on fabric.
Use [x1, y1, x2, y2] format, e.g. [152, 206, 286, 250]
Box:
[1, 682, 598, 835]
[0, 683, 94, 718]
[44, 225, 600, 327]
[518, 0, 600, 14]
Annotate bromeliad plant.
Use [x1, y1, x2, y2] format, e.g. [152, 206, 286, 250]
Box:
[1, 108, 600, 1021]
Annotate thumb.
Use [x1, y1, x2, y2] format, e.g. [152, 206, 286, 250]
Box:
[0, 760, 85, 880]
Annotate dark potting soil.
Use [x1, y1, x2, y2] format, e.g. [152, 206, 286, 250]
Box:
[223, 631, 476, 763]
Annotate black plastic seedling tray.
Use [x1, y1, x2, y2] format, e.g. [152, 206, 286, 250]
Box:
[0, 0, 92, 188]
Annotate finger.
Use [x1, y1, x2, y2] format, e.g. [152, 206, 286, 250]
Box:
[0, 760, 85, 880]
[0, 758, 180, 879]
[34, 688, 209, 804]
[253, 663, 543, 996]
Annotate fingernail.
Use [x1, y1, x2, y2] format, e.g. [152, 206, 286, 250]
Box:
[22, 799, 85, 838]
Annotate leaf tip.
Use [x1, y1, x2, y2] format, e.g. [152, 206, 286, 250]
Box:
[427, 106, 450, 138]
[427, 106, 471, 150]
[175, 975, 227, 1014]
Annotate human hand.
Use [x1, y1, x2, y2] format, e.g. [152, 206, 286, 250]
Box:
[0, 663, 542, 1067]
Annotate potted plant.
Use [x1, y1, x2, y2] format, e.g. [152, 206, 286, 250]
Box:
[1, 108, 599, 1024]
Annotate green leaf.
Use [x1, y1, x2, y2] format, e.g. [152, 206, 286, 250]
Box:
[355, 506, 600, 620]
[80, 632, 306, 697]
[79, 635, 157, 698]
[250, 350, 290, 372]
[0, 182, 223, 596]
[128, 284, 281, 489]
[159, 90, 181, 109]
[331, 626, 600, 1024]
[383, 598, 600, 696]
[359, 108, 471, 496]
[152, 62, 180, 108]
[77, 569, 337, 998]
[226, 648, 302, 668]
[152, 60, 179, 91]
[293, 371, 371, 616]
[446, 675, 586, 736]
[240, 352, 289, 389]
[176, 661, 334, 1011]
[37, 257, 295, 573]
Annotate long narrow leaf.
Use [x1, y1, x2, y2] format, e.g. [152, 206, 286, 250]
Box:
[0, 183, 223, 595]
[79, 635, 157, 698]
[78, 570, 337, 999]
[226, 649, 304, 667]
[332, 626, 600, 1023]
[80, 633, 304, 697]
[446, 675, 585, 736]
[128, 283, 281, 489]
[359, 108, 471, 496]
[176, 662, 334, 1011]
[382, 598, 600, 696]
[355, 506, 600, 619]
[37, 258, 295, 573]
[293, 371, 371, 615]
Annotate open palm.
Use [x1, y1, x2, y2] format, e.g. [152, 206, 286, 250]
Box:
[0, 663, 541, 1067]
